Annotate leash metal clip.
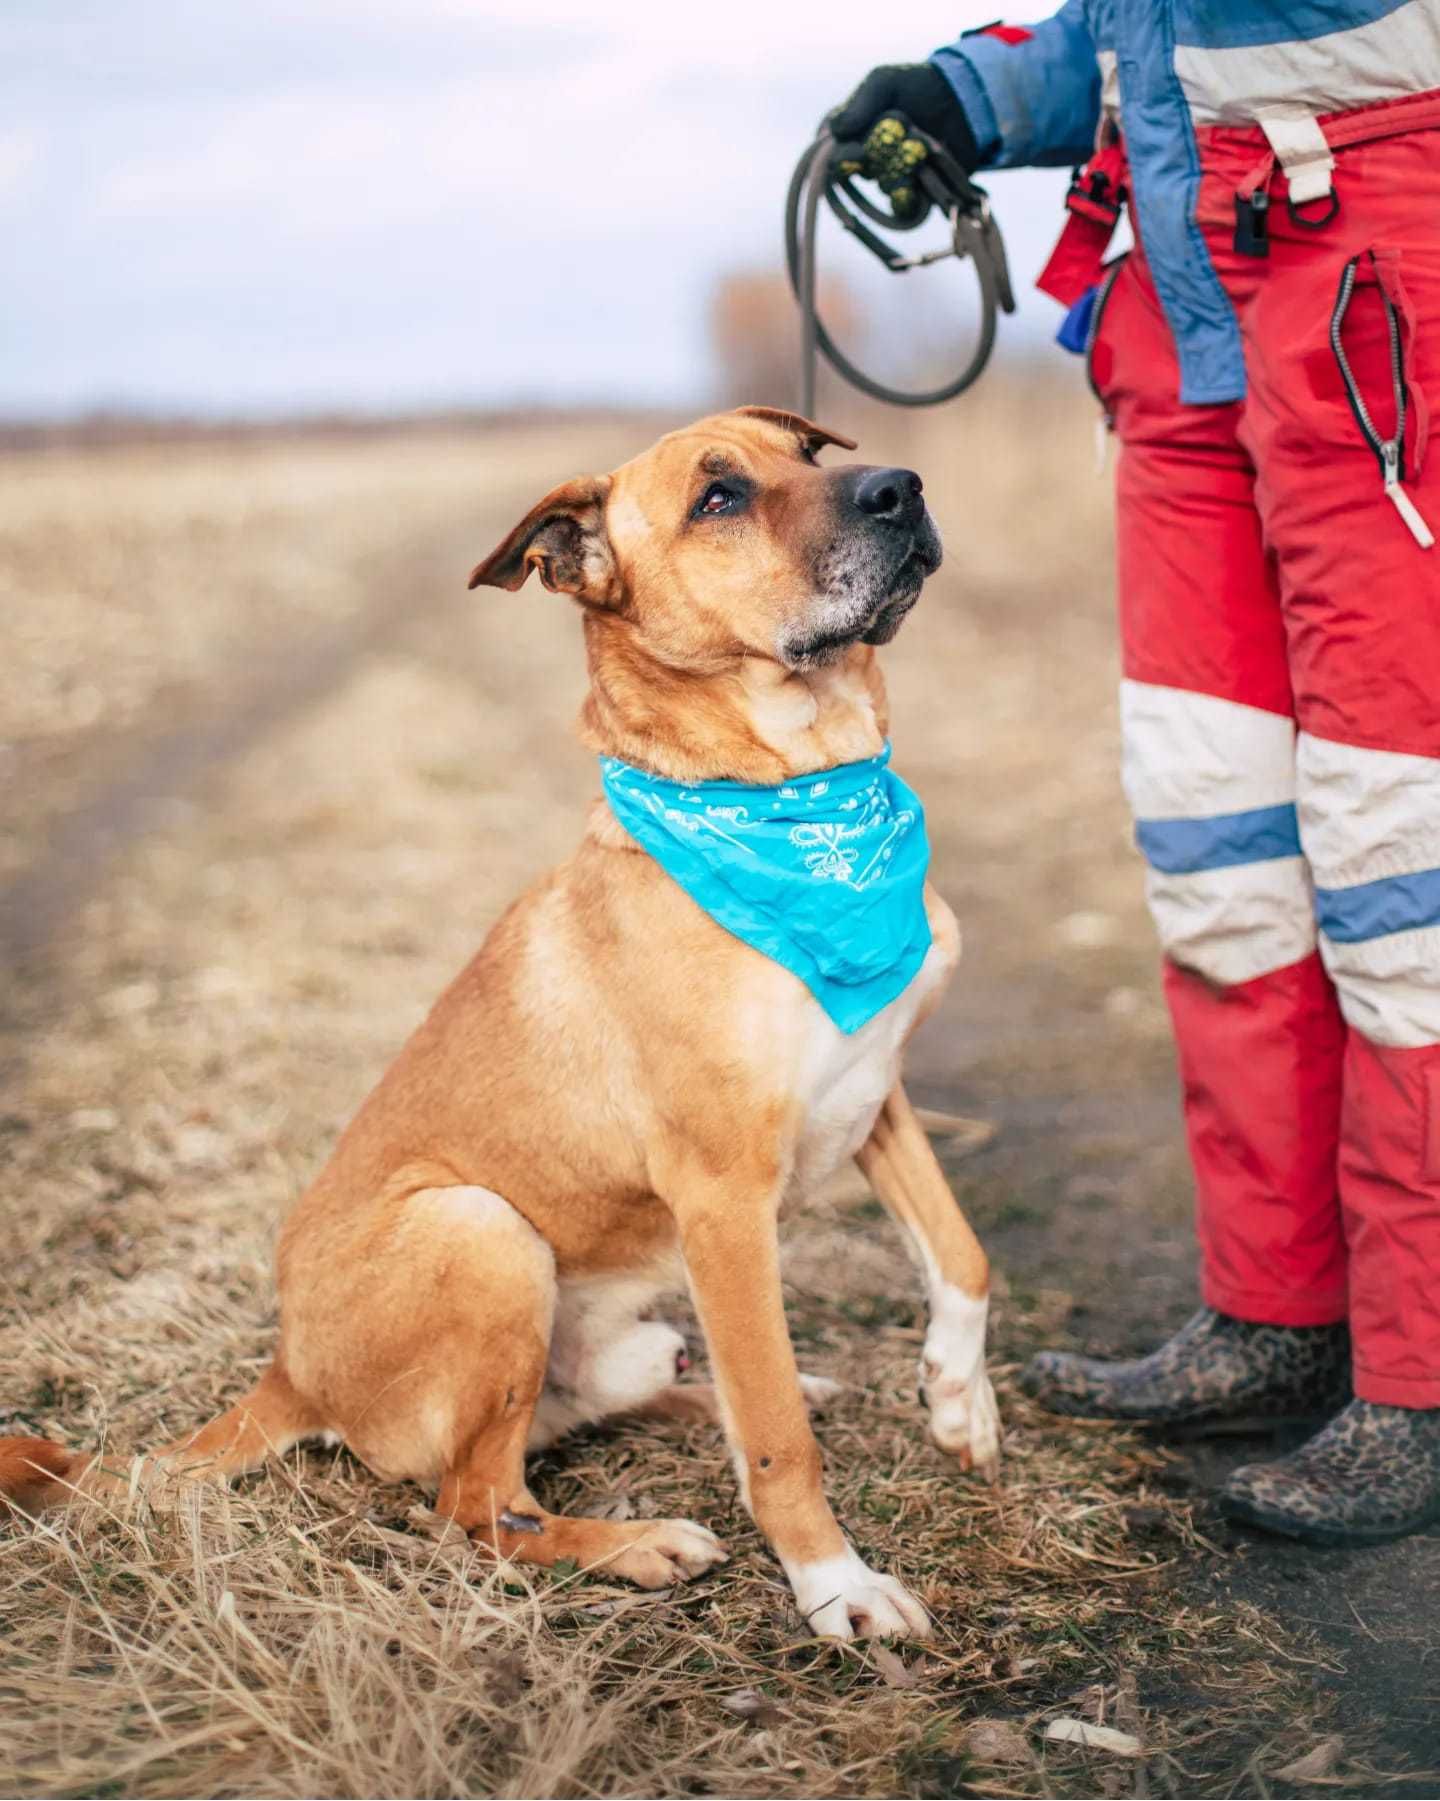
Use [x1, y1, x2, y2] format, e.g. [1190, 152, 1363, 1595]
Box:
[889, 205, 964, 273]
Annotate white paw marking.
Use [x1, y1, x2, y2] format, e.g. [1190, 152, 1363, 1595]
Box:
[783, 1543, 931, 1641]
[922, 1287, 1001, 1479]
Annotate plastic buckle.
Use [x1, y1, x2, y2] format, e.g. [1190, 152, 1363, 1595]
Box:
[1234, 188, 1270, 258]
[1065, 165, 1122, 227]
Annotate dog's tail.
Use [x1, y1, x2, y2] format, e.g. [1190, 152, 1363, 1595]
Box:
[0, 1435, 91, 1513]
[0, 1368, 322, 1518]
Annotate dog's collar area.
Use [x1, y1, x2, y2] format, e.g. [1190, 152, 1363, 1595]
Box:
[598, 741, 932, 1033]
[599, 743, 895, 805]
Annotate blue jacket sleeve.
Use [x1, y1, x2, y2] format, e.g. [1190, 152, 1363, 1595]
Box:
[931, 2, 1100, 170]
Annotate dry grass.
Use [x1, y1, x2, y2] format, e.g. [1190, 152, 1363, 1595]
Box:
[4, 1372, 1349, 1799]
[0, 393, 1416, 1797]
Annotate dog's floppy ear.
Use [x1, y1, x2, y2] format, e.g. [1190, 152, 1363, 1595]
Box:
[468, 474, 617, 602]
[731, 405, 858, 454]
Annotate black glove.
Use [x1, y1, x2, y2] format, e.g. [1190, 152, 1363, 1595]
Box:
[830, 62, 980, 170]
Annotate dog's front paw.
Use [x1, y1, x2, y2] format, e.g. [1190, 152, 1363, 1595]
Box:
[925, 1364, 1001, 1479]
[609, 1518, 729, 1588]
[920, 1288, 1001, 1480]
[785, 1545, 931, 1641]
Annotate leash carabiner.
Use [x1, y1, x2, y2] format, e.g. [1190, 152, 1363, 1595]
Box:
[785, 114, 1015, 414]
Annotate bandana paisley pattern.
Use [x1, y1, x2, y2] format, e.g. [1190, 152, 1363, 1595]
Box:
[599, 743, 932, 1033]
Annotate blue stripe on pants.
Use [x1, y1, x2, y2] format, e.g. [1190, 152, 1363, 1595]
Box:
[1315, 865, 1440, 944]
[1135, 803, 1302, 875]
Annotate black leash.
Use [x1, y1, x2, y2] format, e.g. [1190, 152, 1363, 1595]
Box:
[786, 114, 1015, 413]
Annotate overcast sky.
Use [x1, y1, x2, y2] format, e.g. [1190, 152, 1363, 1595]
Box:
[4, 1, 1070, 417]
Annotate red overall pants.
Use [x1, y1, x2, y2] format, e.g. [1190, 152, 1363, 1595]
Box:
[1086, 99, 1440, 1406]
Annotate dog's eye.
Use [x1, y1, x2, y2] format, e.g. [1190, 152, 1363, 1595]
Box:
[697, 483, 735, 517]
[798, 443, 819, 465]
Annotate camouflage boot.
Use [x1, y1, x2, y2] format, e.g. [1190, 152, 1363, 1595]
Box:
[1020, 1308, 1352, 1432]
[1220, 1399, 1440, 1546]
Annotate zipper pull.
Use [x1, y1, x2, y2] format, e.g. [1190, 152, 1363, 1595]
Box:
[1382, 440, 1434, 548]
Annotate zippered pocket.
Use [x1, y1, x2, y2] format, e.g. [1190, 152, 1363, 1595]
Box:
[1330, 250, 1434, 548]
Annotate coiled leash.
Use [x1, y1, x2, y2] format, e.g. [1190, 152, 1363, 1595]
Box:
[786, 113, 1015, 414]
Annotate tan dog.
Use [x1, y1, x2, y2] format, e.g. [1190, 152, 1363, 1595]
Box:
[0, 408, 998, 1641]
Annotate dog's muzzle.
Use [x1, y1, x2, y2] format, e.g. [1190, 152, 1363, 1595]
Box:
[779, 464, 943, 668]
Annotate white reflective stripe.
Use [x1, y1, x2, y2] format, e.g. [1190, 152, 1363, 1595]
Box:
[1298, 736, 1440, 1047]
[1121, 681, 1297, 822]
[1297, 733, 1440, 889]
[1319, 926, 1440, 1049]
[1095, 48, 1120, 124]
[1145, 857, 1316, 987]
[1257, 112, 1334, 205]
[1174, 1, 1440, 126]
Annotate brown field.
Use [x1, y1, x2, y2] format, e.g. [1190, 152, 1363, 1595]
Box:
[2, 388, 1436, 1798]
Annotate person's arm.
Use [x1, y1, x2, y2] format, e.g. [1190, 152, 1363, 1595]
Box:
[930, 3, 1100, 169]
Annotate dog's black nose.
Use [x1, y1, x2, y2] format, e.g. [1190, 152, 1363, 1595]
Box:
[854, 466, 924, 525]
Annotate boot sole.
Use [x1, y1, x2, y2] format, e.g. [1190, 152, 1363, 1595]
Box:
[1158, 1410, 1340, 1442]
[1218, 1489, 1440, 1548]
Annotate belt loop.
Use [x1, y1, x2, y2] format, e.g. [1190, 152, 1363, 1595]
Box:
[1257, 109, 1339, 221]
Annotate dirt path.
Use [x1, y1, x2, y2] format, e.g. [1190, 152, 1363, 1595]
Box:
[3, 410, 1436, 1796]
[0, 422, 650, 983]
[1, 522, 444, 983]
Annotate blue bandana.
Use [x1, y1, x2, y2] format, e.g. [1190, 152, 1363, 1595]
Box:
[599, 742, 932, 1033]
